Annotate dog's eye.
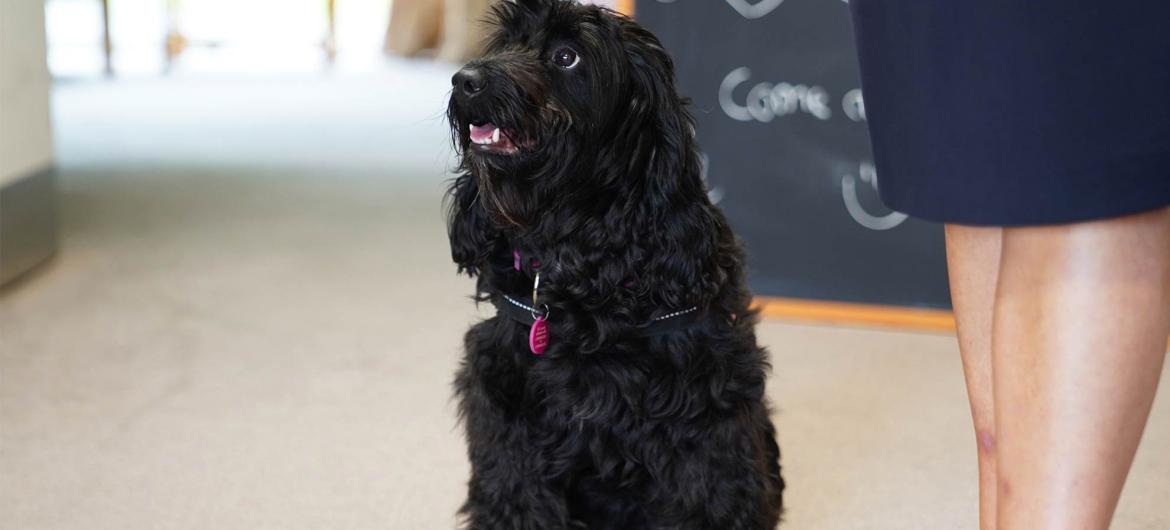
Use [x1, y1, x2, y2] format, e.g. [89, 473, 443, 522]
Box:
[552, 47, 580, 69]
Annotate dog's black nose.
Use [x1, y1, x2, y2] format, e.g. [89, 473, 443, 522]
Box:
[452, 67, 487, 96]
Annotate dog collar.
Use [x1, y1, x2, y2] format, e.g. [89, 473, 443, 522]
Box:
[493, 294, 701, 355]
[505, 248, 699, 354]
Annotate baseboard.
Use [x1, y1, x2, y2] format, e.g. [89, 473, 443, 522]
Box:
[0, 166, 58, 286]
[754, 296, 956, 332]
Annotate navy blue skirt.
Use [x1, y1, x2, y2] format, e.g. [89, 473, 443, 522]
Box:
[849, 1, 1170, 226]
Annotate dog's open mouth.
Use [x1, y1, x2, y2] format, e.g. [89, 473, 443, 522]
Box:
[469, 122, 520, 155]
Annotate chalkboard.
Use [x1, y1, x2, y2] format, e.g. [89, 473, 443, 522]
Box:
[636, 0, 952, 309]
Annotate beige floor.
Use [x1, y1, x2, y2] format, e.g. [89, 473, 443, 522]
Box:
[2, 65, 1169, 530]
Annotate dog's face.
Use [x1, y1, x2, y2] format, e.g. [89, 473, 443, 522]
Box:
[448, 0, 622, 166]
[447, 0, 687, 225]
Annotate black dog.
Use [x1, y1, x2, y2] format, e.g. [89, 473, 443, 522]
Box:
[445, 1, 783, 528]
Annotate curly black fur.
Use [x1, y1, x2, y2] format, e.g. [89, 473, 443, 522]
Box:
[445, 1, 784, 528]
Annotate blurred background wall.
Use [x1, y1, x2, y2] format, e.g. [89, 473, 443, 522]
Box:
[0, 0, 56, 285]
[0, 0, 53, 179]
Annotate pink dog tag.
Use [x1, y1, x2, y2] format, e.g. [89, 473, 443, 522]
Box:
[529, 317, 549, 355]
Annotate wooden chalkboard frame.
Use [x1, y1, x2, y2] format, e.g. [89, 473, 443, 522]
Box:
[755, 297, 955, 332]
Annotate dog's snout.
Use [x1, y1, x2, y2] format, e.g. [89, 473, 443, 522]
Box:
[453, 67, 488, 97]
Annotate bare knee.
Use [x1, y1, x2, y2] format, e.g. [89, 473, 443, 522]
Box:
[977, 428, 997, 456]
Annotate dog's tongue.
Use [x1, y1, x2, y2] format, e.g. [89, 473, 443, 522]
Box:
[470, 123, 500, 144]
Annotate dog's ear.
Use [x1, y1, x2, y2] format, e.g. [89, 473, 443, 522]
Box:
[609, 17, 728, 310]
[611, 16, 699, 193]
[445, 174, 496, 277]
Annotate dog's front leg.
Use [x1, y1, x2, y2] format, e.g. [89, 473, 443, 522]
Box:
[643, 409, 784, 530]
[456, 337, 574, 529]
[461, 450, 571, 529]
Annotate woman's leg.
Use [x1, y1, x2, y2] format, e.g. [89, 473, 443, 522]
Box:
[993, 208, 1170, 529]
[945, 225, 1004, 530]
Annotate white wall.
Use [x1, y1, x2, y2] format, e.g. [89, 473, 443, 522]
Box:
[0, 0, 53, 186]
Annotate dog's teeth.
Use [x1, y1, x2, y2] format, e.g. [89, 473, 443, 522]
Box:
[491, 128, 500, 143]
